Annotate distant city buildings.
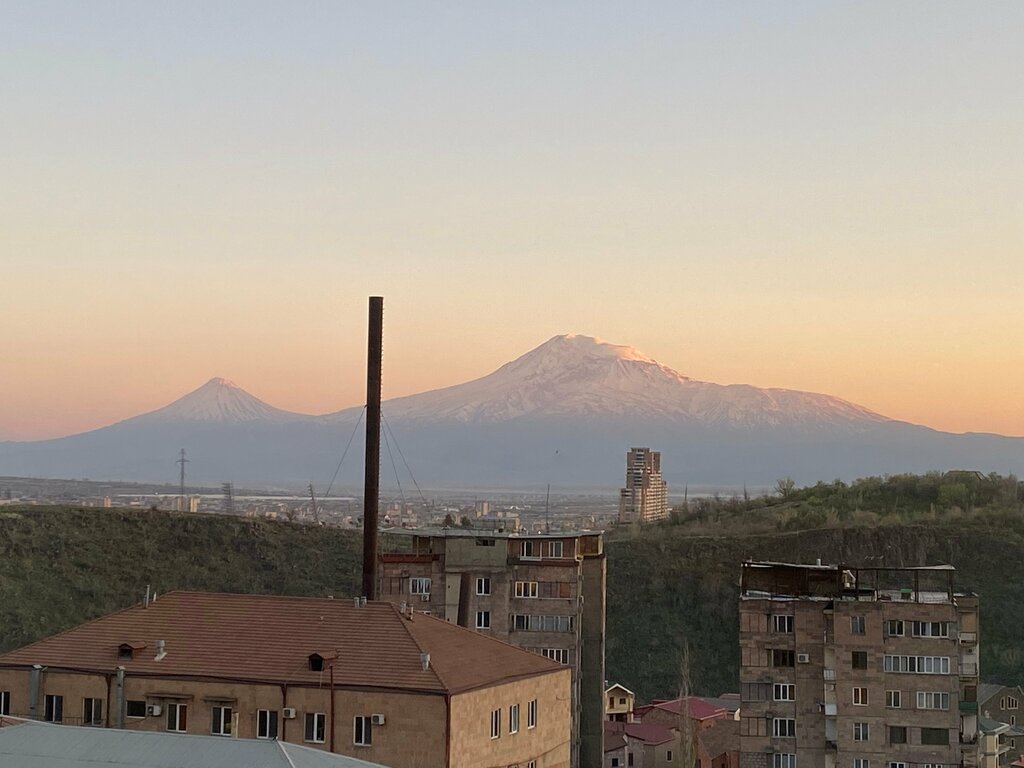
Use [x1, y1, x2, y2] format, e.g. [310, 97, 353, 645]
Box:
[618, 448, 668, 524]
[379, 528, 606, 768]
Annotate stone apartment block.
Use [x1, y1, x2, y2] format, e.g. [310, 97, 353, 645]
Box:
[379, 528, 606, 768]
[738, 561, 980, 768]
[0, 592, 572, 768]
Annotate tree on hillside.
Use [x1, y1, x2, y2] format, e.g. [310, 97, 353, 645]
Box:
[775, 477, 796, 498]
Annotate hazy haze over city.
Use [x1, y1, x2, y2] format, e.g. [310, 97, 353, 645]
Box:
[3, 2, 1023, 440]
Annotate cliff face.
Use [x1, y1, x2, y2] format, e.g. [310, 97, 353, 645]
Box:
[605, 523, 1024, 699]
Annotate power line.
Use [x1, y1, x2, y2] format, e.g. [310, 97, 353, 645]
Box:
[381, 422, 406, 508]
[323, 407, 366, 499]
[381, 412, 427, 505]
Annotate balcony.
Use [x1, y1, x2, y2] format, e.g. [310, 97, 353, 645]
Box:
[823, 668, 836, 681]
[959, 631, 978, 644]
[959, 662, 978, 677]
[960, 700, 978, 713]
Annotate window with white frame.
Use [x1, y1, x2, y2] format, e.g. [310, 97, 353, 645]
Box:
[165, 702, 187, 732]
[548, 541, 564, 558]
[409, 577, 431, 595]
[527, 699, 537, 729]
[853, 687, 868, 706]
[853, 722, 869, 741]
[886, 690, 902, 708]
[883, 655, 950, 674]
[542, 648, 569, 664]
[772, 718, 795, 737]
[772, 615, 794, 633]
[854, 760, 870, 768]
[917, 691, 950, 710]
[885, 619, 905, 637]
[304, 712, 326, 743]
[773, 755, 795, 768]
[476, 577, 491, 595]
[490, 708, 501, 739]
[851, 616, 866, 635]
[911, 621, 949, 638]
[83, 697, 104, 726]
[354, 715, 372, 746]
[256, 709, 277, 739]
[886, 763, 907, 768]
[773, 683, 795, 701]
[512, 614, 574, 632]
[42, 694, 63, 723]
[1003, 696, 1020, 710]
[0, 691, 9, 716]
[521, 541, 539, 559]
[476, 611, 491, 629]
[211, 706, 232, 736]
[509, 703, 520, 733]
[515, 581, 539, 598]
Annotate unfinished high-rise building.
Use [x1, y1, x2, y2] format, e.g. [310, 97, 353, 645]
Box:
[617, 447, 668, 524]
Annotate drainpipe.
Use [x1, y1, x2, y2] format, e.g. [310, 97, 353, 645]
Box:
[115, 667, 126, 728]
[280, 684, 288, 742]
[329, 663, 336, 752]
[29, 665, 42, 720]
[104, 674, 112, 727]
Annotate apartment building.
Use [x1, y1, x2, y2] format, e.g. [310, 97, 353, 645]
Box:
[0, 591, 571, 768]
[379, 528, 606, 768]
[738, 561, 980, 768]
[617, 448, 668, 524]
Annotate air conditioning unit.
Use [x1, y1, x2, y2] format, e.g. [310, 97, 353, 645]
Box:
[146, 704, 162, 717]
[797, 653, 811, 664]
[371, 713, 386, 726]
[420, 594, 430, 602]
[282, 707, 297, 719]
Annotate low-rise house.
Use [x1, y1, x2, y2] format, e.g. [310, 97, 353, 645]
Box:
[606, 684, 636, 722]
[633, 697, 737, 768]
[981, 683, 1024, 765]
[603, 720, 676, 768]
[0, 592, 571, 768]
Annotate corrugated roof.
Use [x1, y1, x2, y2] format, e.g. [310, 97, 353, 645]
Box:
[0, 592, 562, 695]
[0, 719, 387, 768]
[637, 697, 726, 722]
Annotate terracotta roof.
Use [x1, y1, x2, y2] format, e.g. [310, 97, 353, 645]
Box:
[636, 697, 726, 722]
[0, 591, 562, 695]
[604, 720, 675, 746]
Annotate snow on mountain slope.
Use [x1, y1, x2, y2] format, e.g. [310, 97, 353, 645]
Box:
[330, 334, 891, 430]
[118, 377, 313, 426]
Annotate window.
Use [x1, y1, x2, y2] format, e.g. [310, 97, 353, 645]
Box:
[886, 690, 902, 708]
[666, 751, 673, 762]
[885, 619, 905, 637]
[257, 709, 277, 739]
[921, 727, 949, 746]
[476, 577, 491, 595]
[529, 762, 537, 768]
[490, 708, 501, 739]
[410, 577, 431, 595]
[308, 654, 325, 672]
[515, 581, 539, 598]
[1002, 696, 1020, 710]
[887, 763, 908, 768]
[538, 581, 573, 599]
[475, 538, 495, 547]
[509, 703, 520, 733]
[527, 699, 537, 729]
[742, 682, 770, 702]
[888, 725, 907, 744]
[354, 715, 372, 746]
[853, 722, 869, 741]
[44, 694, 63, 723]
[773, 615, 794, 633]
[548, 541, 564, 558]
[854, 761, 870, 768]
[772, 718, 796, 737]
[83, 697, 103, 726]
[917, 691, 949, 710]
[853, 687, 868, 706]
[911, 621, 949, 638]
[611, 759, 620, 768]
[0, 691, 9, 716]
[521, 541, 539, 559]
[773, 756, 795, 768]
[476, 611, 491, 629]
[166, 703, 187, 733]
[851, 616, 866, 635]
[773, 683, 795, 701]
[304, 712, 326, 743]
[542, 648, 569, 664]
[771, 649, 795, 667]
[212, 706, 233, 736]
[512, 614, 574, 632]
[852, 651, 868, 669]
[627, 754, 634, 767]
[883, 655, 950, 674]
[126, 700, 147, 718]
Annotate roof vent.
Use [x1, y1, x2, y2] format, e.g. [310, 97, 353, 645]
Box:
[360, 597, 367, 607]
[420, 653, 430, 671]
[154, 639, 167, 662]
[354, 597, 360, 608]
[309, 653, 325, 672]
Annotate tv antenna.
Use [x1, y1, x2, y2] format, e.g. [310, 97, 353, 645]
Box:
[176, 449, 189, 512]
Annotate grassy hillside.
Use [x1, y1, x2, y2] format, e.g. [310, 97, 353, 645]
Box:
[0, 506, 361, 652]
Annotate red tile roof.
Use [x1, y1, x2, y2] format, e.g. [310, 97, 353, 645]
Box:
[636, 697, 726, 722]
[604, 720, 676, 746]
[0, 592, 563, 695]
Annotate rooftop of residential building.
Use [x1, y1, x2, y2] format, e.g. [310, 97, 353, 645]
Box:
[382, 527, 603, 539]
[0, 591, 563, 695]
[635, 696, 728, 723]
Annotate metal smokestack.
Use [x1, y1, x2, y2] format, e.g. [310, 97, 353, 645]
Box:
[362, 296, 383, 601]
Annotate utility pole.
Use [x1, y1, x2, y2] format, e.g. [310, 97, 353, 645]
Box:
[176, 449, 189, 512]
[309, 482, 319, 524]
[362, 296, 383, 601]
[222, 482, 234, 516]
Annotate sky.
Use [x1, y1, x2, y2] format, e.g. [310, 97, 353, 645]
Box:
[2, 1, 1023, 440]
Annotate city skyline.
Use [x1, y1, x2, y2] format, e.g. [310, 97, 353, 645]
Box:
[4, 2, 1023, 440]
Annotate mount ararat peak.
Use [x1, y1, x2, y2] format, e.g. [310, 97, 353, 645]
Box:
[120, 377, 311, 426]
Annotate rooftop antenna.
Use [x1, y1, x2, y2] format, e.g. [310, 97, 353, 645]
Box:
[362, 296, 383, 601]
[308, 482, 320, 524]
[545, 483, 551, 534]
[176, 449, 189, 512]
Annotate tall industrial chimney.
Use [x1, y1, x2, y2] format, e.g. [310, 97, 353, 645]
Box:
[362, 296, 383, 601]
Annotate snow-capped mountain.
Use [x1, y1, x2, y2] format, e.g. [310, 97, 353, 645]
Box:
[120, 378, 312, 425]
[332, 334, 888, 430]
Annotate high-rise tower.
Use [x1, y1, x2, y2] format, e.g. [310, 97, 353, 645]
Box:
[617, 447, 668, 524]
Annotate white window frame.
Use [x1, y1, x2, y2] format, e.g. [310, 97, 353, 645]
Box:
[44, 694, 63, 723]
[773, 755, 796, 768]
[0, 690, 9, 716]
[853, 686, 868, 706]
[548, 541, 564, 558]
[83, 697, 104, 726]
[211, 706, 232, 737]
[353, 715, 372, 746]
[772, 614, 794, 633]
[1003, 696, 1020, 710]
[476, 577, 491, 595]
[166, 702, 187, 733]
[509, 703, 519, 734]
[886, 690, 901, 708]
[515, 581, 539, 598]
[883, 655, 950, 674]
[304, 712, 326, 744]
[887, 763, 908, 768]
[772, 717, 795, 737]
[256, 708, 277, 739]
[521, 541, 539, 559]
[476, 610, 491, 629]
[911, 621, 949, 638]
[853, 722, 869, 741]
[916, 691, 950, 710]
[854, 760, 870, 768]
[409, 577, 431, 595]
[542, 648, 569, 664]
[490, 708, 501, 739]
[851, 615, 866, 635]
[527, 699, 537, 729]
[885, 619, 905, 637]
[773, 683, 795, 701]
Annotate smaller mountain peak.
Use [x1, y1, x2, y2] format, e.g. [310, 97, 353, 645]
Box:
[204, 377, 239, 388]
